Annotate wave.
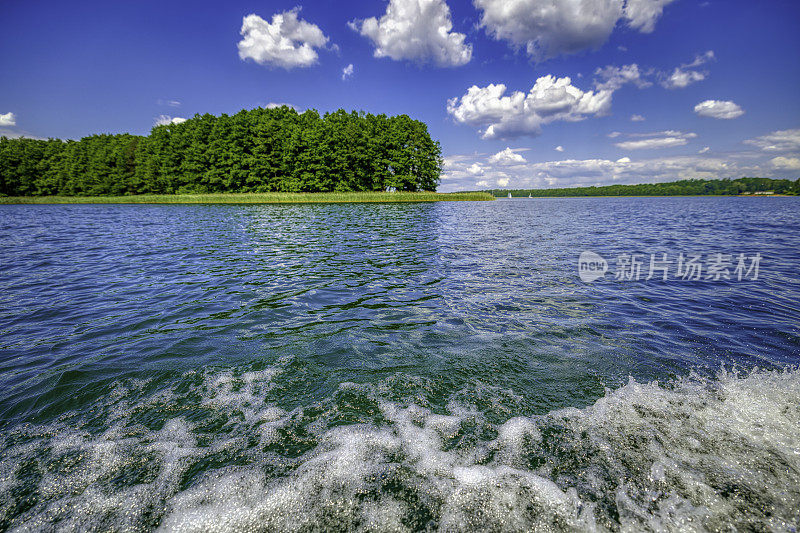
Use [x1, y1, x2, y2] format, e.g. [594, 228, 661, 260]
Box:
[1, 366, 798, 532]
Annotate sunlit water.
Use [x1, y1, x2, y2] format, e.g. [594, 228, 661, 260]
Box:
[0, 197, 798, 532]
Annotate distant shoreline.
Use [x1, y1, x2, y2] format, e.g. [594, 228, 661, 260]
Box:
[0, 192, 494, 205]
[494, 194, 796, 198]
[482, 178, 798, 198]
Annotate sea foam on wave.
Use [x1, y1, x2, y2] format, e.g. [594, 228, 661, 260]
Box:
[1, 366, 798, 532]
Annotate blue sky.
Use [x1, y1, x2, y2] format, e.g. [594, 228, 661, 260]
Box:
[1, 0, 799, 191]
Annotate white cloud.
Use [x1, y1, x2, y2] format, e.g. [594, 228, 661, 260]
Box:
[555, 145, 564, 152]
[614, 130, 697, 150]
[664, 69, 705, 89]
[157, 99, 181, 108]
[466, 163, 485, 175]
[342, 63, 354, 80]
[474, 0, 676, 61]
[489, 147, 527, 164]
[594, 64, 651, 91]
[694, 100, 744, 119]
[0, 112, 16, 127]
[624, 0, 676, 32]
[631, 114, 645, 122]
[0, 131, 46, 140]
[770, 156, 800, 170]
[265, 102, 297, 110]
[350, 0, 471, 67]
[439, 150, 782, 192]
[238, 9, 330, 69]
[154, 115, 187, 126]
[447, 75, 612, 139]
[584, 53, 717, 94]
[745, 129, 800, 152]
[661, 50, 714, 89]
[699, 146, 710, 154]
[684, 50, 716, 69]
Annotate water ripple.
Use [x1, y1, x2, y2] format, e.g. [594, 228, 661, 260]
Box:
[0, 198, 798, 530]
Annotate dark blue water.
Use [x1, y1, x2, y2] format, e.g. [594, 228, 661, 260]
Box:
[0, 197, 798, 531]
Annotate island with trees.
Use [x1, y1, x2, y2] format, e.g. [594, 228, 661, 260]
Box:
[0, 106, 445, 198]
[3, 109, 798, 203]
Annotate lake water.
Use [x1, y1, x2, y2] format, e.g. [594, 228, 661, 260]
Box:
[0, 197, 798, 531]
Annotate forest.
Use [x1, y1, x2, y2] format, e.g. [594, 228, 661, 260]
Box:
[0, 107, 443, 196]
[494, 177, 800, 197]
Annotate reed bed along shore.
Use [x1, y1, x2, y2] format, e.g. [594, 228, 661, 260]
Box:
[0, 191, 494, 204]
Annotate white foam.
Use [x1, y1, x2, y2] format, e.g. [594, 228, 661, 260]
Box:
[1, 367, 798, 531]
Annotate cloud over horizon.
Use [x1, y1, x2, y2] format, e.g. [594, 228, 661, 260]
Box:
[0, 112, 16, 127]
[744, 129, 800, 153]
[154, 115, 187, 126]
[441, 150, 792, 192]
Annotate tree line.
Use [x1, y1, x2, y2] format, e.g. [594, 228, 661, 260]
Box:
[0, 107, 443, 196]
[493, 177, 800, 197]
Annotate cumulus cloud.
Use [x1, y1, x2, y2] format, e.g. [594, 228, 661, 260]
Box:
[614, 130, 697, 150]
[474, 0, 676, 61]
[447, 75, 612, 139]
[238, 9, 330, 69]
[694, 100, 744, 119]
[624, 0, 675, 32]
[350, 0, 471, 67]
[445, 63, 651, 140]
[342, 63, 354, 80]
[770, 156, 800, 170]
[154, 115, 187, 126]
[440, 150, 781, 192]
[744, 129, 800, 153]
[661, 50, 714, 89]
[0, 112, 16, 127]
[594, 64, 652, 91]
[664, 69, 705, 89]
[555, 145, 564, 152]
[631, 114, 645, 122]
[489, 147, 527, 165]
[466, 163, 485, 175]
[589, 53, 716, 93]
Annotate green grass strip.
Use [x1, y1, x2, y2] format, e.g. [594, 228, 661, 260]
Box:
[0, 191, 494, 204]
